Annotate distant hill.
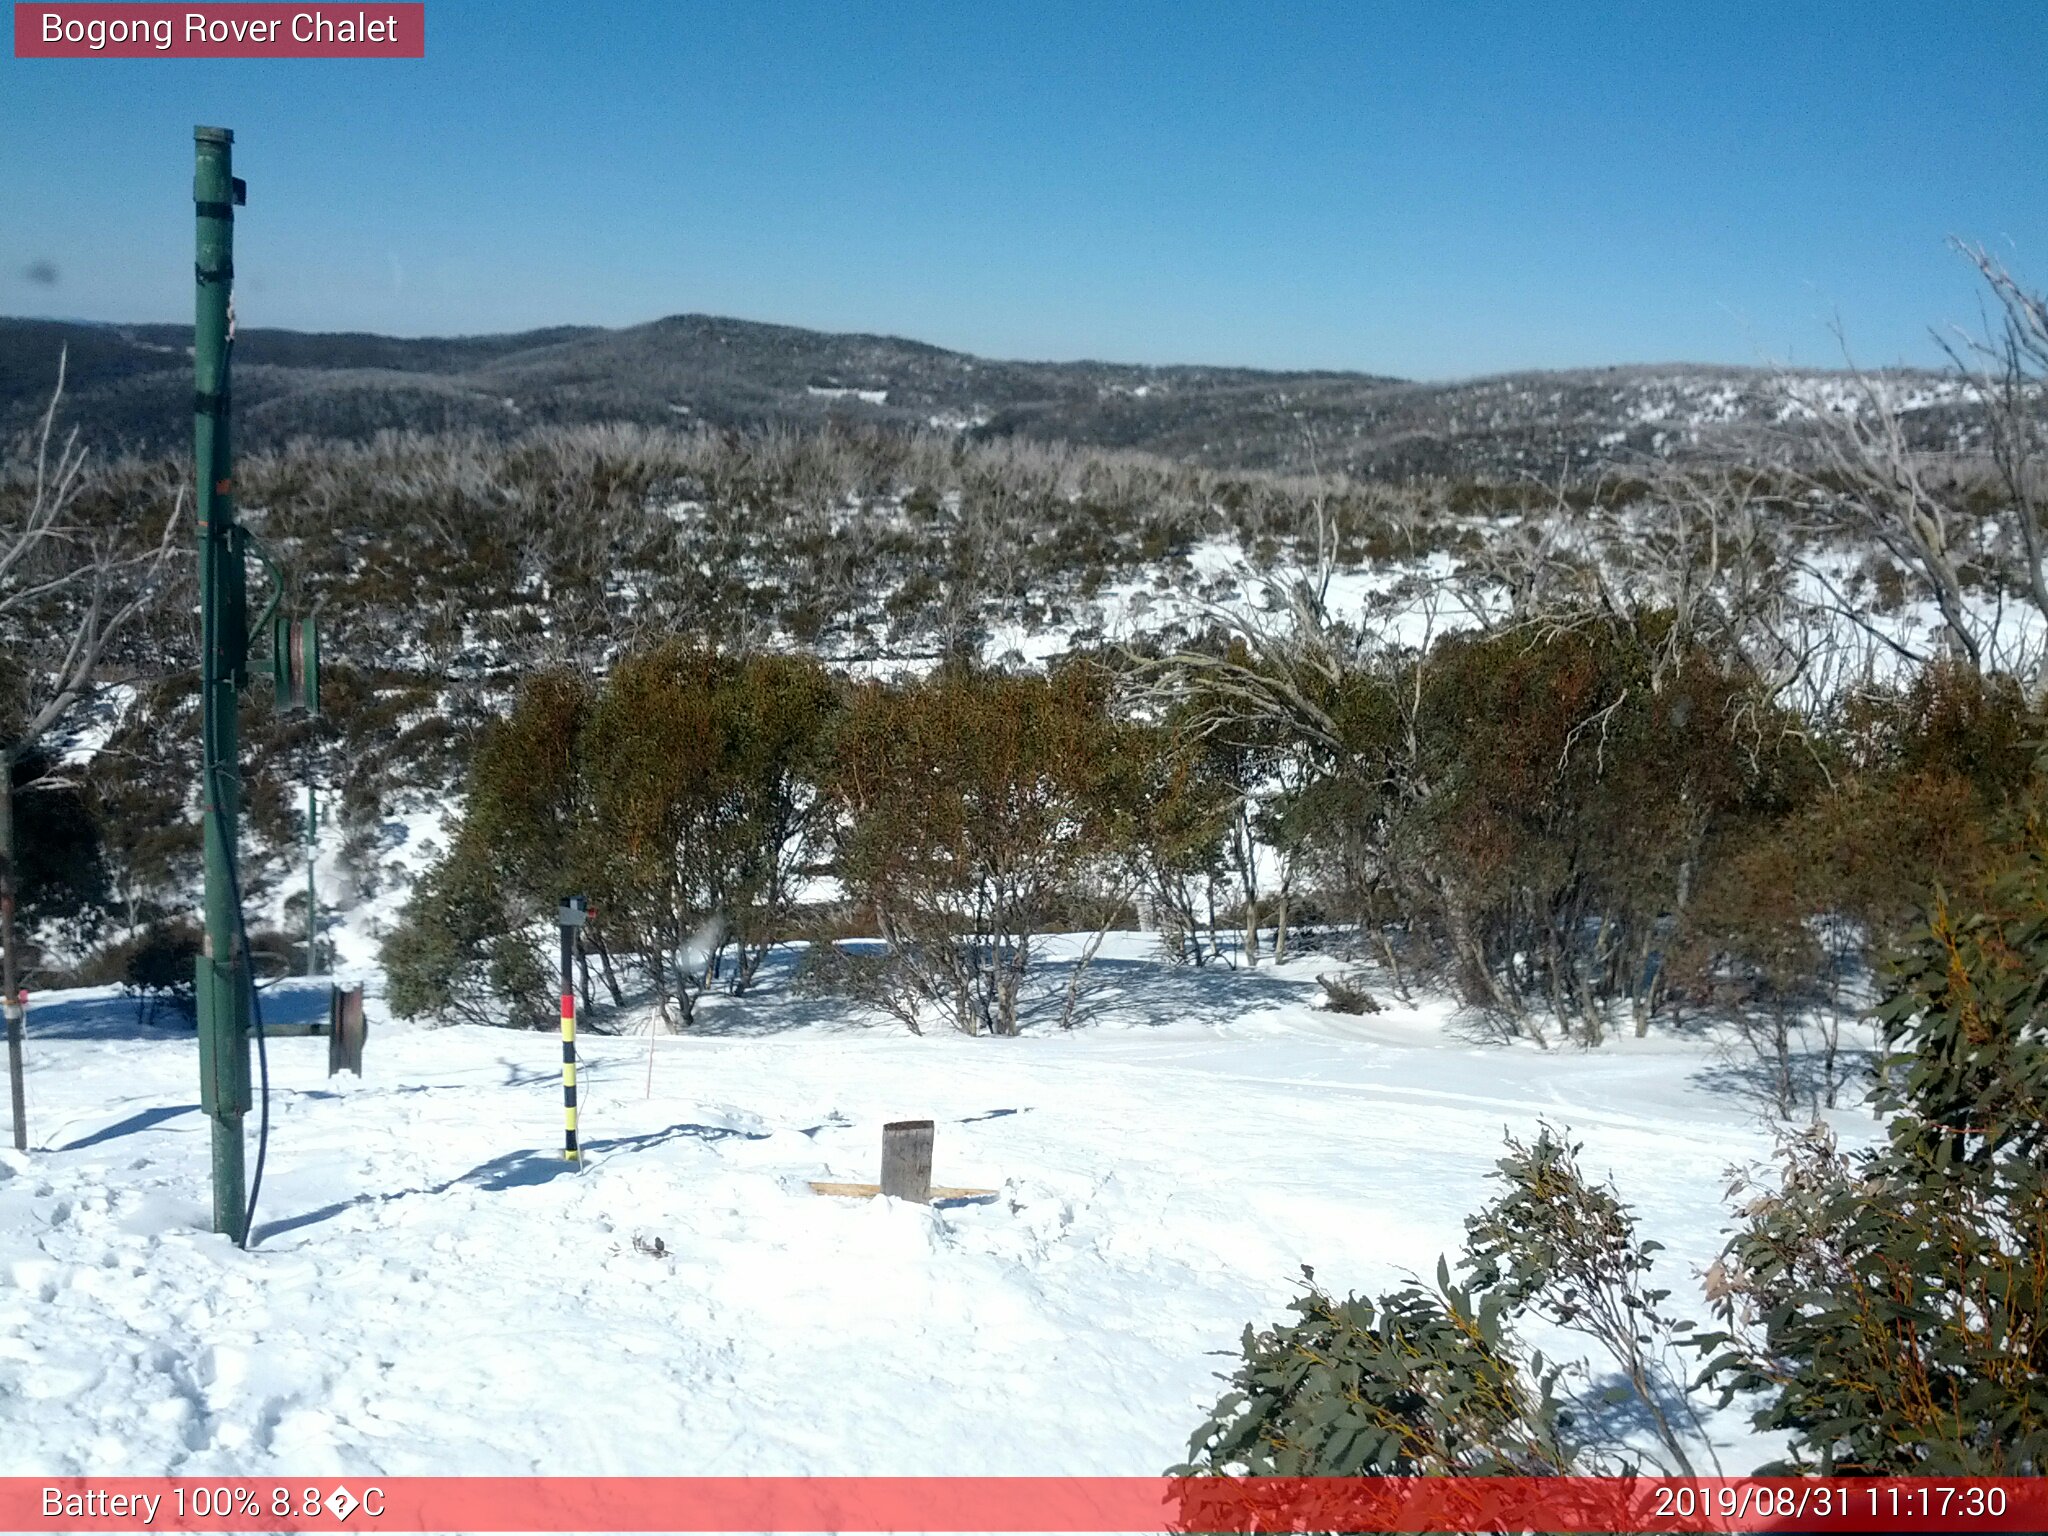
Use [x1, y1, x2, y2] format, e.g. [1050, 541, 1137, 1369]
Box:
[0, 313, 1978, 479]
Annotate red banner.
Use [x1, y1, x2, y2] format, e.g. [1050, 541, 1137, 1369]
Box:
[13, 4, 423, 57]
[3, 1476, 2045, 1532]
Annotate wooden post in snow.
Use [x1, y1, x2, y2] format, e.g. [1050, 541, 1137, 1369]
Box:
[880, 1119, 935, 1203]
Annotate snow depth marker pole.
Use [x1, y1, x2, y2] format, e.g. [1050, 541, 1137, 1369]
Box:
[559, 896, 587, 1164]
[304, 782, 317, 974]
[193, 125, 253, 1242]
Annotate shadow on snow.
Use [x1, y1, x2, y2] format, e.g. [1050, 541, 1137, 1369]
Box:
[24, 980, 335, 1041]
[251, 1120, 770, 1245]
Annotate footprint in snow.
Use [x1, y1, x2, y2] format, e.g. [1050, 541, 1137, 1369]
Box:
[8, 1258, 61, 1302]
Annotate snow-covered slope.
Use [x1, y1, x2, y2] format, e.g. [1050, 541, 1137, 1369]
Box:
[0, 937, 1869, 1478]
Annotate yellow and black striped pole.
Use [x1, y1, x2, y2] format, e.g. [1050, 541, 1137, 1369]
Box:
[557, 897, 587, 1164]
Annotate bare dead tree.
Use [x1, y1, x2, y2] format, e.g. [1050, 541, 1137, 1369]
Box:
[1124, 463, 1367, 761]
[1787, 252, 2048, 691]
[1, 352, 183, 1150]
[1453, 477, 1613, 637]
[1937, 241, 2048, 692]
[1793, 358, 1984, 669]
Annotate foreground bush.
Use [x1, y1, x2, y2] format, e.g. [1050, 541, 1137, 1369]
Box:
[1699, 828, 2048, 1474]
[1184, 836, 2048, 1476]
[1178, 1267, 1578, 1476]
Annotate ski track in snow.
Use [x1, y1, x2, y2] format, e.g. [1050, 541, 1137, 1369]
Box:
[0, 937, 1868, 1477]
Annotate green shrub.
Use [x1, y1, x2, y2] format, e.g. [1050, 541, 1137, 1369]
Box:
[1177, 1264, 1579, 1477]
[1187, 837, 2048, 1481]
[387, 647, 838, 1030]
[829, 660, 1138, 1034]
[1699, 827, 2048, 1474]
[381, 845, 551, 1028]
[1464, 1129, 1714, 1474]
[121, 922, 202, 1003]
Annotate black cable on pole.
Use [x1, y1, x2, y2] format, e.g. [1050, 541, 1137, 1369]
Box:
[239, 889, 271, 1252]
[209, 746, 271, 1251]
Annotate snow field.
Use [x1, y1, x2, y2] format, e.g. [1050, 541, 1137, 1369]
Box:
[0, 938, 1849, 1478]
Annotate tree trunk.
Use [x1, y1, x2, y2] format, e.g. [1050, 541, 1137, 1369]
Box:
[1443, 880, 1538, 1045]
[1643, 847, 1695, 1037]
[1233, 810, 1260, 967]
[589, 926, 626, 1006]
[1059, 878, 1132, 1030]
[1173, 882, 1205, 965]
[1374, 926, 1410, 1002]
[995, 934, 1027, 1036]
[1630, 929, 1655, 1038]
[1539, 920, 1576, 1040]
[0, 760, 26, 1151]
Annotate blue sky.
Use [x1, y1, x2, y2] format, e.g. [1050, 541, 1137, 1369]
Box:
[3, 1, 2043, 378]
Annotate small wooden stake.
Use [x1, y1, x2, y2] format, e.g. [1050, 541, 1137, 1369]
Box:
[880, 1119, 935, 1204]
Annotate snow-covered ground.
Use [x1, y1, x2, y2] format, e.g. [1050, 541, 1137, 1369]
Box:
[0, 935, 1870, 1479]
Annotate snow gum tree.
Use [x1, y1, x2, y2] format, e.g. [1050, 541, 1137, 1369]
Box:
[383, 646, 837, 1029]
[1125, 712, 1240, 968]
[581, 644, 838, 1025]
[382, 669, 590, 1028]
[828, 660, 1138, 1035]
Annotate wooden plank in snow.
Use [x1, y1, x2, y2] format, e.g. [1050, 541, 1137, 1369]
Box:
[808, 1181, 996, 1201]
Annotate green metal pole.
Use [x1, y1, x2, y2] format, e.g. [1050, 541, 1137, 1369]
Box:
[193, 125, 250, 1243]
